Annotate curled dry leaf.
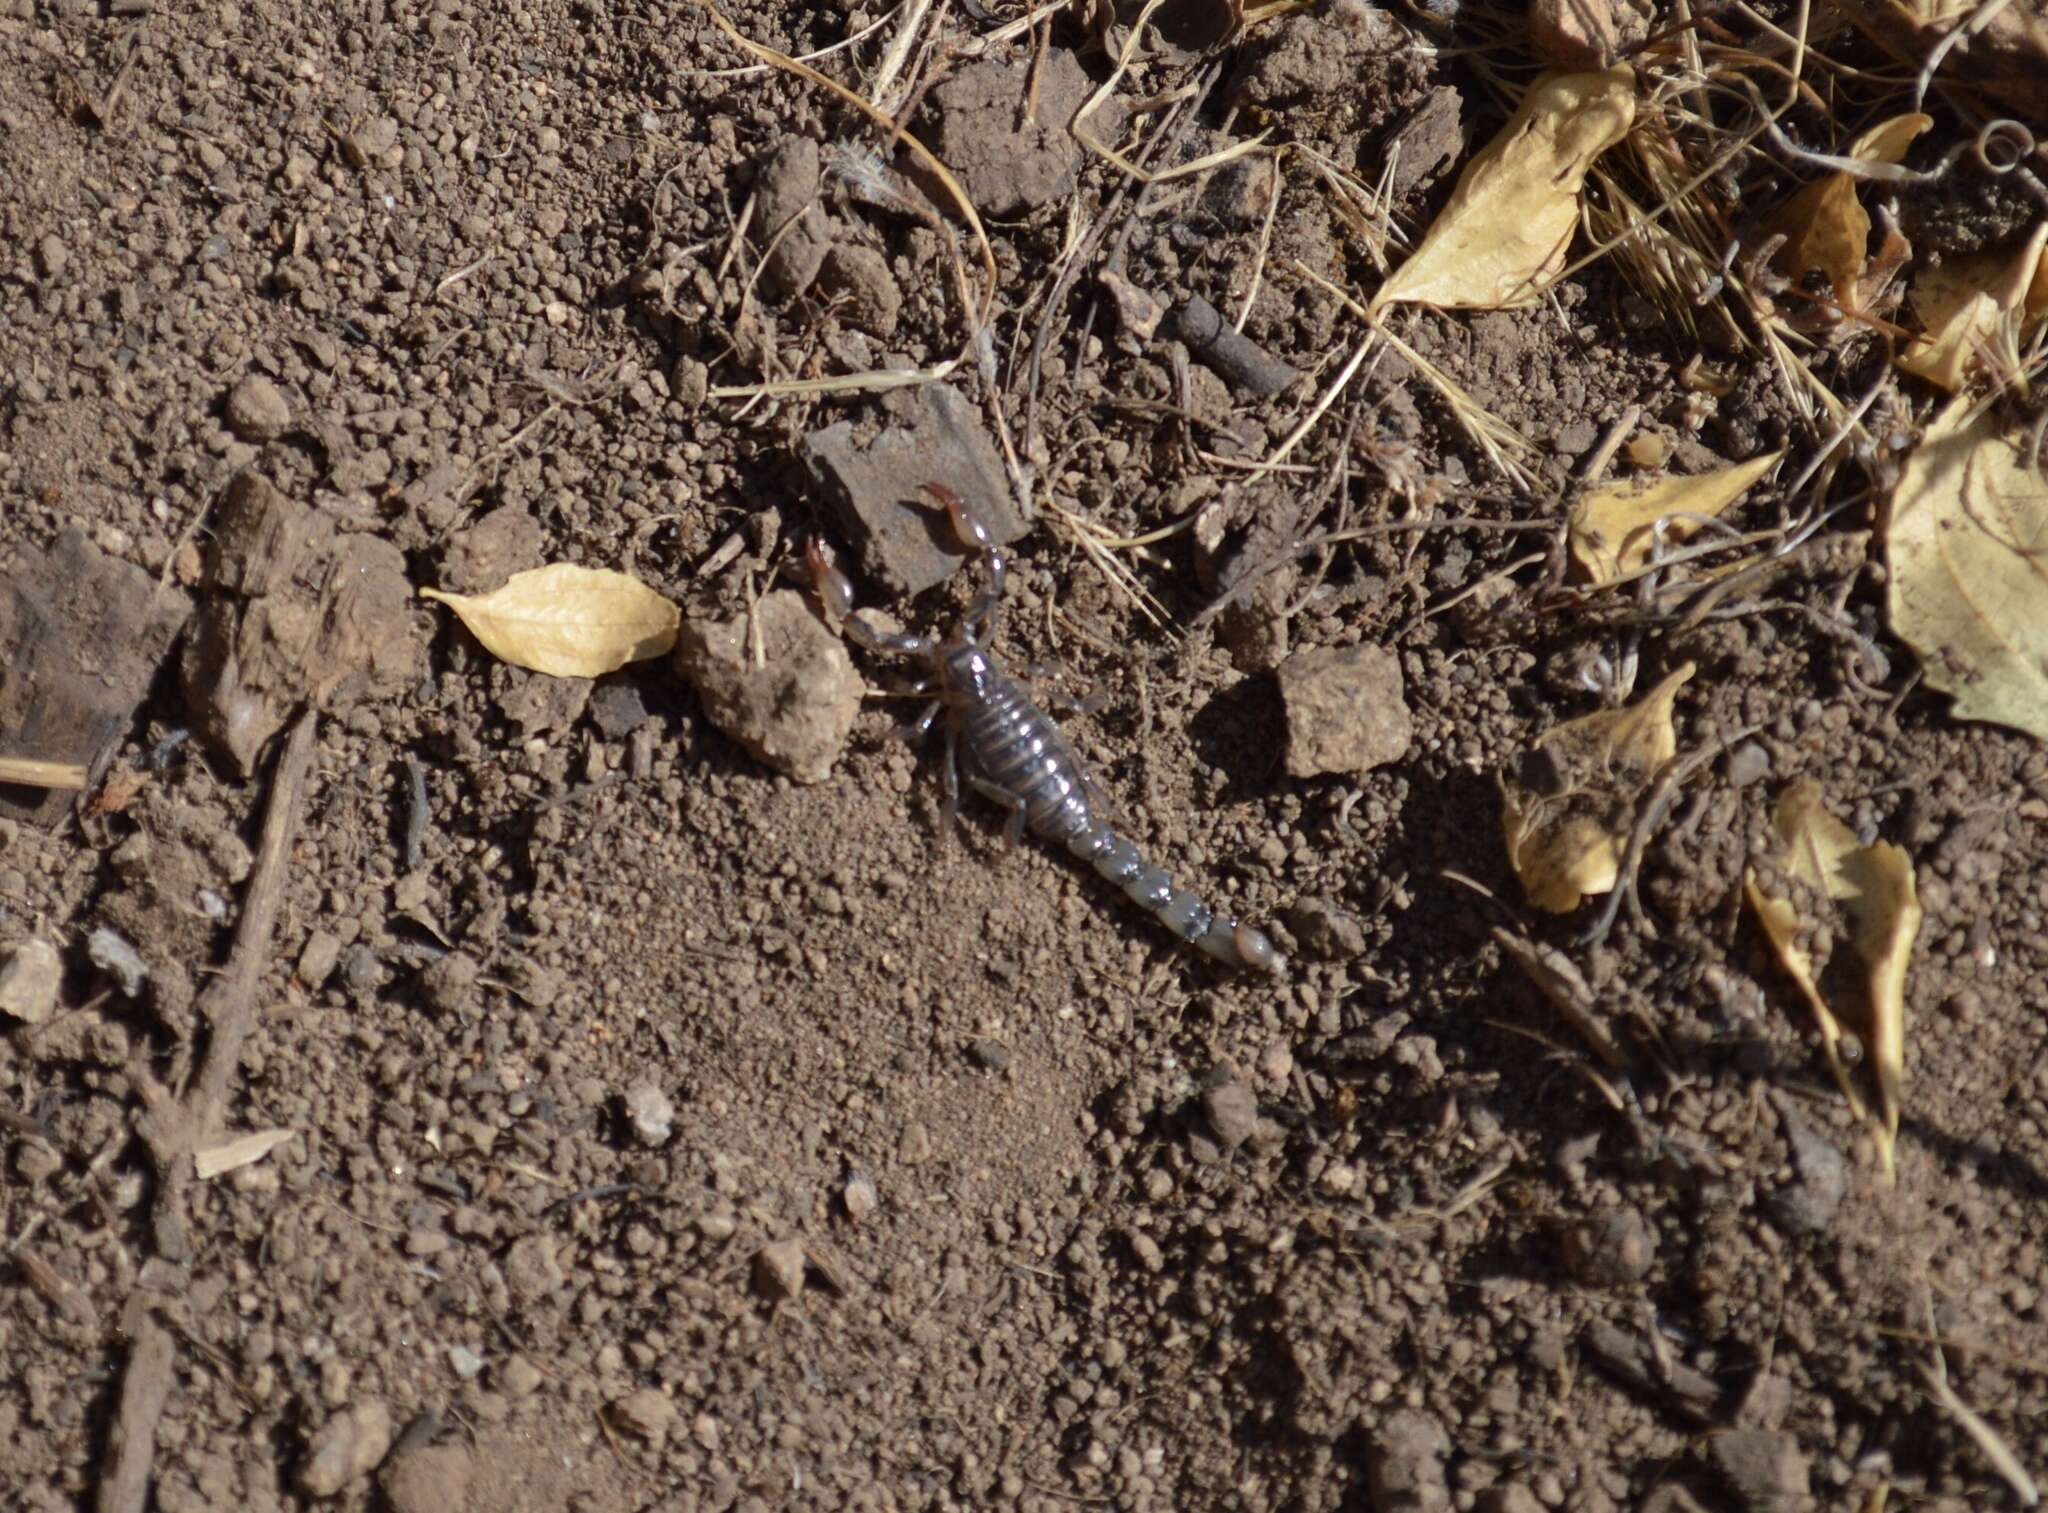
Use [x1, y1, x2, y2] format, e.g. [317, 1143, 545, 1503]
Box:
[1501, 663, 1693, 912]
[1371, 68, 1636, 312]
[1765, 113, 1929, 314]
[1568, 449, 1784, 586]
[422, 564, 681, 678]
[1898, 222, 2048, 391]
[1885, 397, 2048, 741]
[1743, 780, 1919, 1180]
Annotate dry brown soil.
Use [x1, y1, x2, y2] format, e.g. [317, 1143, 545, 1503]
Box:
[2, 0, 2046, 1510]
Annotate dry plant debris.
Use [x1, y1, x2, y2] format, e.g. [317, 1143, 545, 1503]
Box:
[1744, 779, 1920, 1179]
[421, 564, 680, 678]
[1763, 113, 1929, 317]
[1567, 449, 1785, 586]
[1371, 68, 1637, 313]
[1884, 397, 2048, 741]
[1500, 663, 1694, 913]
[1839, 0, 2048, 125]
[1897, 222, 2048, 391]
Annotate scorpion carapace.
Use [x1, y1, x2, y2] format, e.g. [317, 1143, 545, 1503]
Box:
[809, 484, 1278, 973]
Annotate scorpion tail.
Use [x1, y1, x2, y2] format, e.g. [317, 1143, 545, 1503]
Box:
[1072, 829, 1278, 971]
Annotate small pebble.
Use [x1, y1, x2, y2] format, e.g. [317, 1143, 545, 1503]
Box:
[446, 1345, 486, 1380]
[753, 1238, 807, 1299]
[967, 1038, 1012, 1072]
[623, 1083, 675, 1147]
[842, 1169, 878, 1224]
[87, 927, 148, 998]
[0, 938, 62, 1025]
[499, 1355, 543, 1398]
[898, 1121, 933, 1165]
[297, 930, 341, 987]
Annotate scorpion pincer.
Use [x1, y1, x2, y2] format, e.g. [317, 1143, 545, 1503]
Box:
[807, 485, 1278, 972]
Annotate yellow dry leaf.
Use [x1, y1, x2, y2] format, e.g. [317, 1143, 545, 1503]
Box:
[422, 564, 681, 677]
[1898, 222, 2048, 390]
[1766, 113, 1930, 311]
[1501, 663, 1693, 912]
[1568, 449, 1784, 586]
[1371, 68, 1636, 312]
[1746, 780, 1919, 1180]
[1885, 397, 2048, 741]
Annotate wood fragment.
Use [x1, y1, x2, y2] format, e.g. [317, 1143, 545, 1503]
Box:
[98, 712, 319, 1513]
[193, 1127, 297, 1180]
[15, 1246, 100, 1328]
[1165, 294, 1302, 397]
[0, 756, 90, 790]
[97, 1317, 175, 1513]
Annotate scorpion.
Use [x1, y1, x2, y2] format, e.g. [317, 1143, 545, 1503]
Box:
[807, 483, 1278, 972]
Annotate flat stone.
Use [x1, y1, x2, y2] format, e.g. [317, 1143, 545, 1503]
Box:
[804, 384, 1023, 596]
[1279, 643, 1412, 777]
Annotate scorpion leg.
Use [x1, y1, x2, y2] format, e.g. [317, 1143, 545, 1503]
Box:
[896, 699, 944, 744]
[940, 723, 962, 837]
[967, 776, 1030, 852]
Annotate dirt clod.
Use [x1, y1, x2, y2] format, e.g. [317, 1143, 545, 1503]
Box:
[928, 51, 1105, 217]
[1279, 643, 1413, 777]
[182, 473, 420, 775]
[606, 1387, 678, 1447]
[1201, 1080, 1260, 1151]
[441, 505, 543, 596]
[1285, 896, 1368, 959]
[380, 1443, 472, 1513]
[418, 951, 480, 1016]
[675, 591, 861, 784]
[1708, 1428, 1810, 1512]
[1366, 1407, 1452, 1512]
[0, 937, 60, 1024]
[1562, 1205, 1655, 1286]
[819, 244, 902, 337]
[751, 137, 831, 299]
[297, 1400, 393, 1497]
[224, 375, 291, 442]
[503, 1234, 565, 1306]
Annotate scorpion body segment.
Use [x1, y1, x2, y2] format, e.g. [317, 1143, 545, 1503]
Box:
[817, 486, 1276, 972]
